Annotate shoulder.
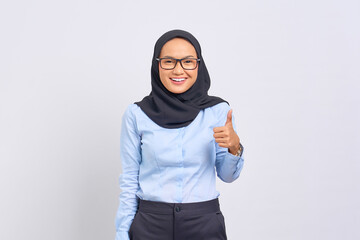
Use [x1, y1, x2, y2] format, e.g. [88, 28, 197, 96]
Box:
[121, 103, 142, 127]
[123, 103, 141, 118]
[207, 101, 231, 116]
[205, 101, 231, 126]
[121, 104, 145, 135]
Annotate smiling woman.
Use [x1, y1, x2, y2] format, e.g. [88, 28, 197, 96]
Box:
[115, 29, 245, 240]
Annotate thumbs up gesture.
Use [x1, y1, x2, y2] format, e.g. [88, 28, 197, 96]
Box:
[213, 109, 241, 155]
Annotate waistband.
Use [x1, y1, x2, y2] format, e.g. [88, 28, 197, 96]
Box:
[137, 198, 220, 215]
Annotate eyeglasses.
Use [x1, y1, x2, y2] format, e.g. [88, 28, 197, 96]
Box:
[156, 57, 200, 70]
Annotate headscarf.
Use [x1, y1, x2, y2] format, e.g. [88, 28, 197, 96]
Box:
[135, 29, 228, 129]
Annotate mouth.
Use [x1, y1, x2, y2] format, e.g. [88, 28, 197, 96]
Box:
[170, 77, 187, 84]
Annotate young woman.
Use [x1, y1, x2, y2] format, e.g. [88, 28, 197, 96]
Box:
[115, 29, 245, 240]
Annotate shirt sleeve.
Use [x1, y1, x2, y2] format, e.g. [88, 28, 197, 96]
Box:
[214, 104, 245, 183]
[115, 104, 142, 240]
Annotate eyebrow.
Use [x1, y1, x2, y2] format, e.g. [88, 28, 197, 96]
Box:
[163, 55, 196, 58]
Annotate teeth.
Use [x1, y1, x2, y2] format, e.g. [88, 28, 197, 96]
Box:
[171, 78, 185, 82]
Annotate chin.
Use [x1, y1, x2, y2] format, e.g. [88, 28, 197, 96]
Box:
[170, 89, 186, 94]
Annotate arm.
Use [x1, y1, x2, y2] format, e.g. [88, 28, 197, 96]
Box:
[214, 105, 245, 183]
[115, 105, 141, 240]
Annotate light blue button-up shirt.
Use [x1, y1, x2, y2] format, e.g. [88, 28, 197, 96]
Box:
[115, 102, 245, 240]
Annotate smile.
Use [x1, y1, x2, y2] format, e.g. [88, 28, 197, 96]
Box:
[170, 78, 186, 82]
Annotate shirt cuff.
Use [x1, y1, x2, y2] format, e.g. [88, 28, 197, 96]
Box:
[225, 151, 240, 161]
[115, 231, 129, 240]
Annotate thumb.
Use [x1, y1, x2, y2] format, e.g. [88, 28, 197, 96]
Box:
[225, 109, 233, 126]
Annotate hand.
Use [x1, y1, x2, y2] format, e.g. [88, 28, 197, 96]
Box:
[213, 109, 241, 155]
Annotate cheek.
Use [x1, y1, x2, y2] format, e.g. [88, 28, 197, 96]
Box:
[159, 70, 168, 85]
[189, 71, 198, 84]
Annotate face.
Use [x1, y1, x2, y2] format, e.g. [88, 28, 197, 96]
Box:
[158, 38, 198, 94]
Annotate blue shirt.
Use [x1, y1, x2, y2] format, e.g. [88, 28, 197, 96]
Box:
[115, 102, 245, 240]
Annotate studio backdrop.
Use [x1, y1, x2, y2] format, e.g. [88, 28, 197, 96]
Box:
[0, 0, 359, 239]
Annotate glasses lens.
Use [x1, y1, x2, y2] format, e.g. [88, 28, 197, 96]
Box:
[161, 58, 176, 69]
[181, 58, 197, 70]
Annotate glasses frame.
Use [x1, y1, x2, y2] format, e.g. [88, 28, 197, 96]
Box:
[156, 57, 200, 70]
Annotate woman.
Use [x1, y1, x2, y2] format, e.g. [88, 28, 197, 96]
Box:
[115, 29, 245, 240]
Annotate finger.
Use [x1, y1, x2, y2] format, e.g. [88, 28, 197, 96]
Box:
[215, 138, 228, 143]
[218, 143, 229, 148]
[213, 132, 227, 138]
[225, 109, 233, 126]
[213, 126, 226, 133]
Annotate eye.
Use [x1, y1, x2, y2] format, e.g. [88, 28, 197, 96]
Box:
[162, 58, 175, 64]
[182, 59, 196, 65]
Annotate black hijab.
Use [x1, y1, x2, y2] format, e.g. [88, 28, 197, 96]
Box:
[135, 29, 228, 129]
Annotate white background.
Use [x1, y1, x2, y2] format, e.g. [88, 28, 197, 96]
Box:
[0, 0, 359, 239]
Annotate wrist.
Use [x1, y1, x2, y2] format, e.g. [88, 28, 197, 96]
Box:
[228, 143, 243, 156]
[229, 144, 239, 155]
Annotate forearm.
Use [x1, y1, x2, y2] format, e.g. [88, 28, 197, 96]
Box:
[216, 146, 245, 183]
[115, 172, 139, 240]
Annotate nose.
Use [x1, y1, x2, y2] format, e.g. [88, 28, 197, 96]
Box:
[173, 61, 184, 74]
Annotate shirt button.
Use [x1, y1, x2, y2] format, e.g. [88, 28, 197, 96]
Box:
[175, 206, 180, 212]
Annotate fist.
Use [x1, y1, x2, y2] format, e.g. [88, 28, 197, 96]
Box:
[213, 109, 240, 155]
